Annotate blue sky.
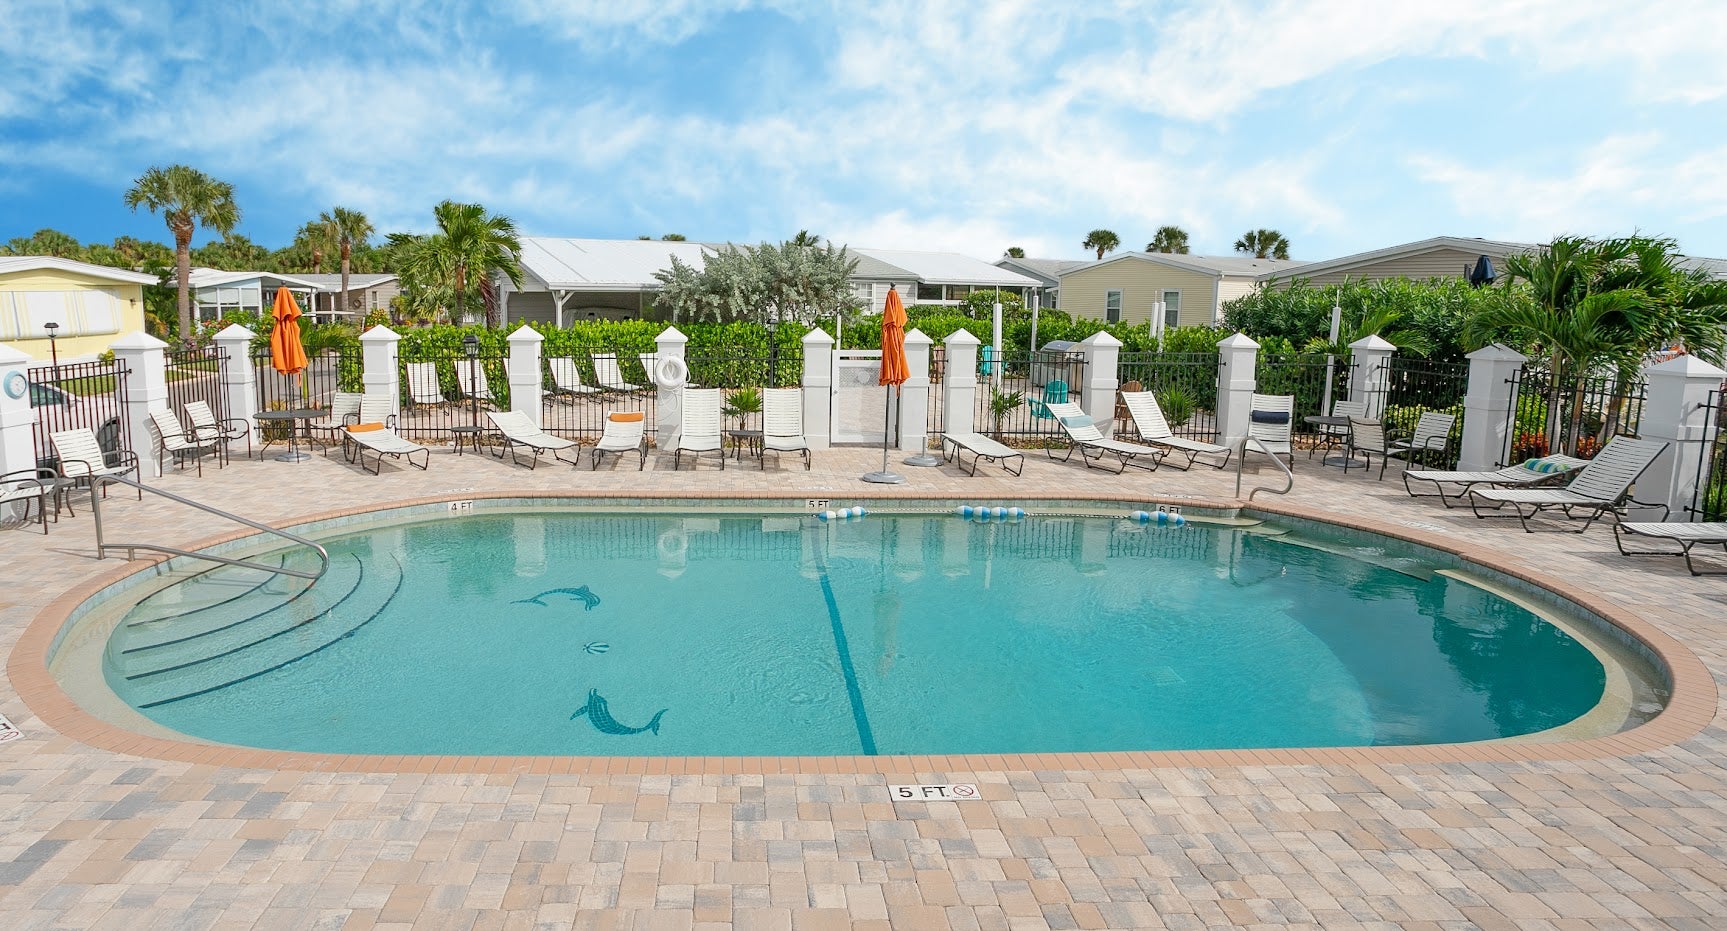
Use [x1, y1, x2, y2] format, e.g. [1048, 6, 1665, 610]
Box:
[5, 0, 1727, 263]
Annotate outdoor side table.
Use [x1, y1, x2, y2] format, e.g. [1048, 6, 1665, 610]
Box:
[727, 429, 763, 461]
[1302, 414, 1354, 468]
[255, 408, 323, 463]
[450, 425, 490, 456]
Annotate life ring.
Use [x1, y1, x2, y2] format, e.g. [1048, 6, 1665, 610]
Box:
[654, 355, 689, 389]
[657, 529, 687, 562]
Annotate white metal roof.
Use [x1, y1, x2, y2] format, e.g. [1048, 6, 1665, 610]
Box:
[851, 249, 1040, 287]
[294, 273, 399, 289]
[518, 238, 715, 290]
[1072, 251, 1306, 280]
[178, 268, 325, 290]
[0, 255, 158, 285]
[1267, 236, 1537, 281]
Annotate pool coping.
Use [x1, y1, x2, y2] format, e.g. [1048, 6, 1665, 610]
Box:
[11, 490, 1716, 775]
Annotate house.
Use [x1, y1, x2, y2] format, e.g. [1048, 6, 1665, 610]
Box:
[173, 269, 322, 323]
[1263, 236, 1536, 289]
[1057, 252, 1304, 328]
[297, 274, 400, 322]
[994, 257, 1092, 310]
[846, 249, 1040, 314]
[0, 256, 156, 363]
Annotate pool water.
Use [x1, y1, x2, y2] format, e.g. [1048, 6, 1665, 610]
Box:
[103, 512, 1609, 756]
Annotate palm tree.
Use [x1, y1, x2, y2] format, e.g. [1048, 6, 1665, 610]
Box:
[1234, 229, 1290, 259]
[321, 208, 374, 320]
[1004, 246, 1025, 258]
[1082, 229, 1120, 260]
[1147, 226, 1190, 254]
[396, 201, 523, 327]
[4, 228, 84, 258]
[790, 230, 823, 248]
[124, 165, 241, 339]
[660, 233, 686, 241]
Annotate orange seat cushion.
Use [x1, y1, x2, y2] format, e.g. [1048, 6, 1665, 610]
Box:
[608, 412, 645, 423]
[347, 422, 386, 433]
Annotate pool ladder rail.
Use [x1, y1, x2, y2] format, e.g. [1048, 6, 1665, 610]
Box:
[1234, 436, 1294, 501]
[87, 474, 329, 582]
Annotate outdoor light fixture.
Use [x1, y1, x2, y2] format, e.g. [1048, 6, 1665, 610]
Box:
[43, 321, 60, 378]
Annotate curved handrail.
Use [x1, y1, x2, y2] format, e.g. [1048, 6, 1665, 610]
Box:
[86, 475, 329, 581]
[1234, 436, 1295, 501]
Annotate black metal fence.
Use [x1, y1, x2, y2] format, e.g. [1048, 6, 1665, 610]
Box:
[1379, 358, 1469, 457]
[1501, 365, 1646, 465]
[396, 350, 511, 440]
[973, 350, 1085, 441]
[1257, 353, 1354, 441]
[251, 347, 362, 414]
[27, 358, 132, 469]
[1116, 352, 1221, 441]
[166, 345, 228, 423]
[1691, 390, 1726, 521]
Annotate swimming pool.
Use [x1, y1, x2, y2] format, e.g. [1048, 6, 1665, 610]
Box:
[71, 504, 1665, 758]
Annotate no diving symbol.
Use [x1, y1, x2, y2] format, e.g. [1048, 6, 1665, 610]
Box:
[949, 784, 977, 799]
[889, 783, 981, 801]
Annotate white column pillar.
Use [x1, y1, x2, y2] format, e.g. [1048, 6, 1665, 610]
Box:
[111, 331, 170, 478]
[801, 328, 834, 450]
[0, 346, 38, 476]
[211, 324, 259, 443]
[1348, 334, 1396, 419]
[655, 326, 688, 448]
[360, 324, 402, 421]
[507, 324, 544, 427]
[941, 329, 980, 436]
[899, 328, 933, 455]
[1078, 330, 1122, 436]
[1458, 343, 1527, 471]
[1636, 354, 1726, 521]
[1214, 332, 1260, 447]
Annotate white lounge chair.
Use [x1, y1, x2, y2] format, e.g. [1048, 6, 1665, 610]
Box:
[1402, 455, 1589, 506]
[1614, 522, 1727, 575]
[592, 353, 647, 393]
[455, 362, 496, 408]
[149, 408, 223, 476]
[941, 431, 1024, 477]
[183, 400, 251, 462]
[760, 387, 810, 471]
[1386, 411, 1457, 471]
[308, 391, 364, 453]
[405, 362, 447, 408]
[1118, 391, 1231, 470]
[1043, 401, 1165, 473]
[548, 358, 601, 401]
[52, 426, 140, 503]
[343, 398, 427, 475]
[487, 410, 581, 468]
[592, 411, 647, 470]
[1467, 436, 1669, 532]
[1245, 394, 1295, 469]
[673, 388, 725, 470]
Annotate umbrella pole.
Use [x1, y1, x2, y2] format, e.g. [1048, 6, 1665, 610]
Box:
[862, 386, 906, 484]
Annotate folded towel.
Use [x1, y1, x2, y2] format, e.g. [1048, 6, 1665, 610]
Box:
[1521, 456, 1564, 473]
[1250, 410, 1290, 425]
[1059, 414, 1093, 428]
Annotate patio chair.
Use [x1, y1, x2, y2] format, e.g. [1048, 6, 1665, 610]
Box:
[1386, 411, 1456, 471]
[941, 431, 1024, 477]
[1043, 401, 1165, 473]
[1341, 416, 1393, 479]
[455, 362, 496, 409]
[404, 362, 448, 408]
[1467, 436, 1669, 532]
[1402, 455, 1590, 506]
[340, 396, 397, 462]
[592, 353, 647, 393]
[0, 468, 55, 533]
[1119, 391, 1232, 470]
[1310, 400, 1366, 460]
[52, 426, 141, 504]
[1245, 394, 1295, 469]
[548, 358, 601, 402]
[592, 411, 648, 470]
[1613, 522, 1727, 575]
[673, 388, 726, 470]
[487, 410, 581, 468]
[184, 399, 252, 462]
[148, 408, 223, 476]
[639, 352, 659, 387]
[761, 387, 810, 471]
[307, 391, 364, 453]
[344, 422, 430, 475]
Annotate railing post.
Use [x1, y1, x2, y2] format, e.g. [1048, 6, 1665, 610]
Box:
[1077, 330, 1122, 435]
[1214, 332, 1260, 448]
[1458, 343, 1527, 471]
[899, 328, 933, 454]
[211, 324, 259, 443]
[1637, 354, 1726, 521]
[360, 325, 401, 421]
[506, 324, 544, 427]
[942, 329, 980, 436]
[1348, 334, 1396, 419]
[111, 331, 169, 478]
[801, 327, 834, 450]
[0, 345, 36, 477]
[655, 326, 688, 447]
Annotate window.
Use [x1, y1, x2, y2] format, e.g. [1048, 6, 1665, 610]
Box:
[916, 282, 943, 301]
[1162, 290, 1181, 329]
[1105, 289, 1122, 323]
[947, 285, 971, 301]
[0, 288, 124, 339]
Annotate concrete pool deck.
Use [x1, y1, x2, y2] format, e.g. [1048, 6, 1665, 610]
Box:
[2, 441, 1725, 928]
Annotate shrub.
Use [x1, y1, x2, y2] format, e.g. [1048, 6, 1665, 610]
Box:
[1158, 387, 1196, 427]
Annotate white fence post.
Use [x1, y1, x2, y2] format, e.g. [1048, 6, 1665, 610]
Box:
[942, 329, 980, 437]
[1078, 330, 1122, 435]
[211, 325, 259, 442]
[1214, 332, 1260, 448]
[111, 331, 169, 478]
[0, 345, 37, 477]
[360, 325, 401, 421]
[1348, 334, 1396, 419]
[507, 325, 544, 427]
[1636, 354, 1726, 521]
[899, 328, 933, 455]
[801, 328, 834, 450]
[655, 326, 688, 447]
[1458, 343, 1527, 471]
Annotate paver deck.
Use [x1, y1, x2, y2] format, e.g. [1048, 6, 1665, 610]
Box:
[3, 439, 1725, 929]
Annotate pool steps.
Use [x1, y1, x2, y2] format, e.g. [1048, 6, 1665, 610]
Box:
[120, 554, 291, 628]
[116, 553, 363, 658]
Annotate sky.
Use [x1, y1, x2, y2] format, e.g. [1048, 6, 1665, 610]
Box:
[5, 0, 1727, 264]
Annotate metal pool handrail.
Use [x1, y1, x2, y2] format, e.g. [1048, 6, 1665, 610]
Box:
[86, 475, 329, 581]
[1234, 436, 1294, 501]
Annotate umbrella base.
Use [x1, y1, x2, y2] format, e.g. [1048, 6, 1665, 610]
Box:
[903, 454, 941, 467]
[861, 470, 906, 484]
[275, 451, 311, 463]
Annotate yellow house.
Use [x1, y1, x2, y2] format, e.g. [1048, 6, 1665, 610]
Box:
[1058, 252, 1304, 328]
[1264, 236, 1536, 289]
[0, 256, 156, 363]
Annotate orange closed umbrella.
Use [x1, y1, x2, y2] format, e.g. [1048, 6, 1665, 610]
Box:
[269, 287, 309, 376]
[863, 285, 909, 483]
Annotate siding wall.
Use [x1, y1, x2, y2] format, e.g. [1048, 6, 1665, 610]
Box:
[506, 290, 655, 326]
[1290, 247, 1525, 288]
[1058, 259, 1219, 327]
[1213, 279, 1260, 323]
[0, 270, 147, 362]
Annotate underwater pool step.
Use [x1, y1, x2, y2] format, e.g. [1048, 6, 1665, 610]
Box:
[113, 555, 406, 709]
[112, 554, 364, 660]
[121, 554, 300, 627]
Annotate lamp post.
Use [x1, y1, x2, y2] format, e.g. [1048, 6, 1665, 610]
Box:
[463, 333, 480, 427]
[43, 321, 60, 380]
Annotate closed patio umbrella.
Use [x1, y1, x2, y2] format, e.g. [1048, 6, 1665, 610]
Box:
[863, 286, 908, 484]
[269, 287, 311, 461]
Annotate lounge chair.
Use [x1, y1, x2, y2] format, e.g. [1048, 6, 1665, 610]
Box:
[487, 410, 581, 468]
[592, 411, 648, 470]
[183, 399, 252, 462]
[548, 358, 601, 402]
[1043, 401, 1165, 473]
[343, 399, 428, 474]
[149, 408, 223, 476]
[673, 388, 725, 470]
[52, 426, 140, 503]
[761, 387, 810, 470]
[1613, 522, 1727, 575]
[592, 353, 647, 393]
[307, 392, 364, 453]
[404, 362, 447, 408]
[1119, 391, 1232, 469]
[0, 468, 56, 533]
[1467, 436, 1669, 532]
[1310, 400, 1366, 460]
[941, 431, 1024, 477]
[1386, 411, 1456, 471]
[1402, 455, 1589, 506]
[1341, 416, 1393, 479]
[455, 362, 496, 408]
[1245, 394, 1295, 469]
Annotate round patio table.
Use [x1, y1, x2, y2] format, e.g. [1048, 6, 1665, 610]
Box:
[1302, 414, 1355, 468]
[255, 408, 323, 463]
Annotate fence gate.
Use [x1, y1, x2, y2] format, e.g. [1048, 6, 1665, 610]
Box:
[831, 349, 893, 445]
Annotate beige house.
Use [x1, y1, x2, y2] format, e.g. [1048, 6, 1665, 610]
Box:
[1058, 252, 1303, 328]
[0, 256, 155, 363]
[1266, 236, 1535, 289]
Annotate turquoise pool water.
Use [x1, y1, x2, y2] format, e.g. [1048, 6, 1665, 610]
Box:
[102, 511, 1609, 756]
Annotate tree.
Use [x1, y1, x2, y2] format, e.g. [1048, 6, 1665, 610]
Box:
[320, 207, 375, 318]
[1234, 229, 1290, 259]
[4, 228, 84, 258]
[1082, 229, 1120, 260]
[124, 165, 241, 339]
[660, 233, 686, 241]
[1004, 246, 1026, 258]
[191, 233, 270, 270]
[1147, 226, 1190, 254]
[653, 238, 863, 330]
[392, 201, 523, 327]
[790, 230, 824, 248]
